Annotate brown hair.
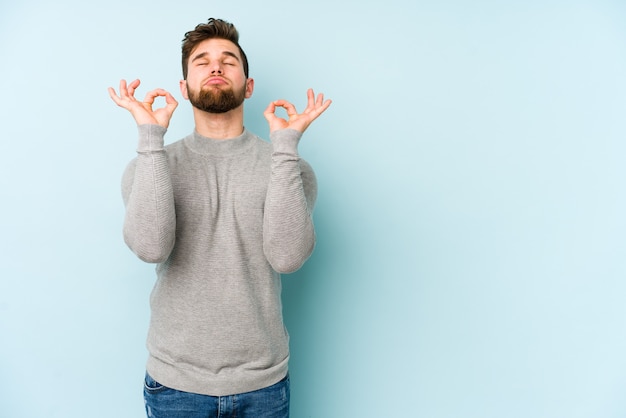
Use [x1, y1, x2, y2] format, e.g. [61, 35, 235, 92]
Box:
[181, 18, 249, 79]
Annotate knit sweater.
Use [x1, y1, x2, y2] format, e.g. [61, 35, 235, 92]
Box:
[121, 124, 317, 396]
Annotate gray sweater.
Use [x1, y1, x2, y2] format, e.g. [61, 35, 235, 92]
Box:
[122, 124, 317, 396]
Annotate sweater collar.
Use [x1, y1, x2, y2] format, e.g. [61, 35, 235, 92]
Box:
[183, 128, 256, 156]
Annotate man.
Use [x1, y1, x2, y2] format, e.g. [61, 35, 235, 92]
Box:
[108, 18, 331, 418]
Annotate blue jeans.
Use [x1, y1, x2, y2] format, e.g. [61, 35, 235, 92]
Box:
[143, 372, 290, 418]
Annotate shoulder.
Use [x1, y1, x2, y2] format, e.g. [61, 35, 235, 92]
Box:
[164, 137, 193, 163]
[248, 131, 272, 149]
[164, 137, 187, 152]
[245, 131, 273, 161]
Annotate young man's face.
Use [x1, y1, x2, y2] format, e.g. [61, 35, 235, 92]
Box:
[180, 38, 253, 113]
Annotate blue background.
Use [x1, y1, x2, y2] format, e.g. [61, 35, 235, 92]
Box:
[1, 1, 625, 417]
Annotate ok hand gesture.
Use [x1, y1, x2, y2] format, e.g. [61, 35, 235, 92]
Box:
[263, 88, 332, 134]
[108, 79, 178, 128]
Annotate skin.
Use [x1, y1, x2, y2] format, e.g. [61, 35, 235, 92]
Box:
[108, 38, 331, 139]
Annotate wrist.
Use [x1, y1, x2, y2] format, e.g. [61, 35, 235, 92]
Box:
[137, 124, 167, 152]
[270, 129, 302, 155]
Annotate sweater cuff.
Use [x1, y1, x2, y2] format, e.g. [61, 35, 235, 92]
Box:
[137, 124, 167, 152]
[270, 129, 303, 155]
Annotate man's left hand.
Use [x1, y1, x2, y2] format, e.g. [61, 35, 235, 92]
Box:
[264, 89, 332, 134]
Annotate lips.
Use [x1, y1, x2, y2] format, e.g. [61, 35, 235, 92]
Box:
[205, 77, 227, 86]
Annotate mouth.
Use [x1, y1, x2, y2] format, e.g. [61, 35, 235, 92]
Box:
[205, 77, 227, 86]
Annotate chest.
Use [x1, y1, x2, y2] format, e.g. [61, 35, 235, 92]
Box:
[168, 147, 271, 223]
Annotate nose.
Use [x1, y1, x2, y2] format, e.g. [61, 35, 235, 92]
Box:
[209, 61, 223, 74]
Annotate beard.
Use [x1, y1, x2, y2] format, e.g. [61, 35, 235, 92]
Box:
[187, 82, 246, 114]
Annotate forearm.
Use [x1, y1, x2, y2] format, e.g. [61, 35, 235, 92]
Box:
[121, 124, 176, 263]
[263, 129, 317, 273]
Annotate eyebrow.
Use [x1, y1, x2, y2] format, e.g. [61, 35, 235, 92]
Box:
[191, 51, 240, 64]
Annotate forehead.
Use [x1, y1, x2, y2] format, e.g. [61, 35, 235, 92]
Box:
[189, 38, 241, 60]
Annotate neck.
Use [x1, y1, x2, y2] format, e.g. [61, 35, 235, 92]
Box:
[192, 105, 245, 139]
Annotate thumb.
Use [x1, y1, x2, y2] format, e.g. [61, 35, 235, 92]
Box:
[165, 93, 179, 113]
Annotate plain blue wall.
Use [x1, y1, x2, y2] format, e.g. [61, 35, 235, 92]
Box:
[1, 0, 625, 417]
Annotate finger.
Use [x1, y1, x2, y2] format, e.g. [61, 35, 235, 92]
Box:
[303, 89, 323, 112]
[143, 88, 169, 105]
[119, 79, 140, 99]
[108, 86, 122, 104]
[302, 99, 331, 125]
[276, 100, 298, 117]
[164, 91, 178, 105]
[164, 92, 179, 113]
[314, 99, 332, 116]
[270, 99, 288, 107]
[118, 79, 129, 97]
[316, 93, 325, 107]
[129, 79, 141, 95]
[302, 89, 313, 109]
[263, 102, 277, 121]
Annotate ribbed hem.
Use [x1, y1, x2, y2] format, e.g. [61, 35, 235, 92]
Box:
[137, 124, 167, 152]
[270, 129, 302, 155]
[146, 353, 289, 396]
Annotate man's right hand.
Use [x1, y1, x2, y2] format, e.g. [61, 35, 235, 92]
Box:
[108, 79, 178, 128]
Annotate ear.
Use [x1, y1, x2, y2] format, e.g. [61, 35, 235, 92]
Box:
[180, 80, 189, 100]
[244, 78, 254, 99]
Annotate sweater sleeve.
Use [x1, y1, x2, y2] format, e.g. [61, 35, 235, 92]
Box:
[121, 124, 176, 263]
[263, 129, 318, 273]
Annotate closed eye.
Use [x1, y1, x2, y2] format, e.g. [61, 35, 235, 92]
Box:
[190, 51, 241, 67]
